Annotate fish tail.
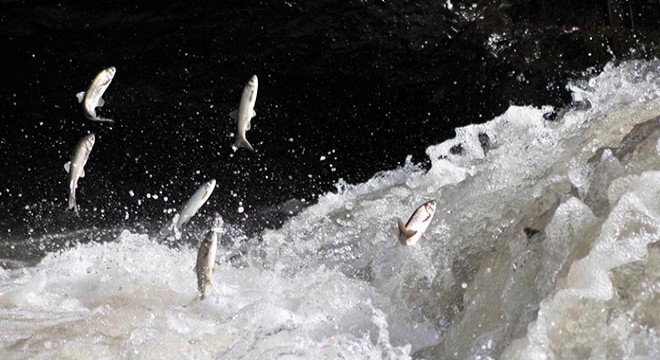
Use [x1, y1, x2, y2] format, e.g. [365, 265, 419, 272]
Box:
[199, 279, 212, 300]
[396, 217, 406, 235]
[84, 106, 114, 123]
[68, 190, 80, 217]
[233, 138, 254, 152]
[198, 282, 206, 300]
[85, 107, 113, 123]
[197, 274, 205, 293]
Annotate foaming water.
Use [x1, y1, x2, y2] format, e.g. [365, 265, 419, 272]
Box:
[1, 60, 660, 359]
[0, 231, 417, 359]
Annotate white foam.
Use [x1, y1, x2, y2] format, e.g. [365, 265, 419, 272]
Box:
[0, 230, 423, 359]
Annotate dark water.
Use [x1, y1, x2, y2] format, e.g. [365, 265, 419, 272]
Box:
[1, 0, 659, 237]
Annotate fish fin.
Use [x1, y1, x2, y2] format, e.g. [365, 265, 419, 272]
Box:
[80, 168, 85, 178]
[90, 116, 114, 123]
[229, 110, 238, 120]
[76, 92, 85, 103]
[396, 217, 407, 235]
[232, 138, 254, 152]
[405, 229, 417, 237]
[246, 119, 251, 130]
[250, 109, 256, 118]
[98, 97, 105, 107]
[64, 161, 71, 173]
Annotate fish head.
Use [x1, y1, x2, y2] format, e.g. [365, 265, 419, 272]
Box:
[205, 179, 217, 194]
[105, 66, 116, 77]
[424, 199, 437, 214]
[102, 66, 116, 83]
[247, 75, 258, 91]
[83, 133, 96, 149]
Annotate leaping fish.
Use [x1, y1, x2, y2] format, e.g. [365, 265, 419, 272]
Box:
[396, 200, 437, 246]
[64, 134, 95, 216]
[230, 75, 258, 151]
[76, 66, 116, 123]
[195, 216, 222, 300]
[175, 179, 216, 230]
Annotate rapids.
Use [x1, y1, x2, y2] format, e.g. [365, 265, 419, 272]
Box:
[1, 60, 660, 359]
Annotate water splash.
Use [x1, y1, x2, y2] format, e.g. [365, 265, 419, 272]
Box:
[1, 60, 660, 359]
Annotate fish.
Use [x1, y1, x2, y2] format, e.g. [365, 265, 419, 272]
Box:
[396, 199, 437, 246]
[195, 229, 218, 300]
[176, 179, 216, 230]
[76, 66, 116, 123]
[230, 75, 258, 151]
[64, 134, 95, 216]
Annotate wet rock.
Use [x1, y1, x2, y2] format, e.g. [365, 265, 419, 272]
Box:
[243, 198, 307, 235]
[543, 111, 558, 121]
[611, 117, 660, 162]
[588, 116, 660, 164]
[478, 132, 491, 150]
[449, 143, 464, 155]
[419, 155, 433, 172]
[523, 227, 541, 239]
[571, 99, 592, 111]
[544, 107, 568, 122]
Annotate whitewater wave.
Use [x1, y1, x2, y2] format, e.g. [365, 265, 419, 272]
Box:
[0, 231, 418, 359]
[1, 60, 660, 359]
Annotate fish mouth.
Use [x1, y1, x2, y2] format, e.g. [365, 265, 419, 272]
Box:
[206, 179, 217, 191]
[105, 66, 117, 78]
[248, 75, 258, 87]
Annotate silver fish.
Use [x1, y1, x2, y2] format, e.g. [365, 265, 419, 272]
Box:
[64, 134, 95, 216]
[176, 179, 216, 230]
[396, 200, 437, 246]
[195, 229, 218, 300]
[76, 66, 116, 123]
[230, 75, 258, 151]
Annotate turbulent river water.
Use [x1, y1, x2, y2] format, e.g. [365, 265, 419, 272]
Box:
[1, 60, 660, 359]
